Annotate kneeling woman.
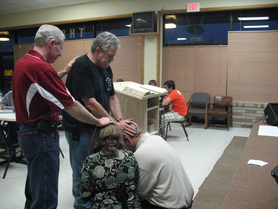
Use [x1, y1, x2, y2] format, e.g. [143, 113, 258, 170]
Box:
[79, 124, 142, 209]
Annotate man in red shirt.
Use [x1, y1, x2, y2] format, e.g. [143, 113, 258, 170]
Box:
[161, 80, 188, 124]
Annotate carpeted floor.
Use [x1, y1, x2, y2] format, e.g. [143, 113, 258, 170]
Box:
[192, 136, 248, 209]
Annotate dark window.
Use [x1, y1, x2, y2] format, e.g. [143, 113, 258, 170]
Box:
[163, 7, 278, 46]
[0, 17, 132, 91]
[95, 18, 132, 36]
[1, 17, 132, 50]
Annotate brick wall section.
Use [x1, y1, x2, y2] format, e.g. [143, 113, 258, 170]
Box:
[232, 103, 267, 128]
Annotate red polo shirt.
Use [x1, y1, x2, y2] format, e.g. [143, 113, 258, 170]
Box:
[13, 49, 75, 123]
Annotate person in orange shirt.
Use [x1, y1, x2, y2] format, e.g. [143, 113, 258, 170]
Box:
[161, 80, 188, 124]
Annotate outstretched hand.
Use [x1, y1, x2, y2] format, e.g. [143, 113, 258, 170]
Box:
[96, 117, 113, 127]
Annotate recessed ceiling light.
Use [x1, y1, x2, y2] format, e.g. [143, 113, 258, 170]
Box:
[166, 15, 177, 20]
[177, 38, 187, 41]
[0, 31, 10, 41]
[165, 23, 176, 29]
[243, 25, 269, 28]
[0, 37, 9, 41]
[238, 16, 269, 21]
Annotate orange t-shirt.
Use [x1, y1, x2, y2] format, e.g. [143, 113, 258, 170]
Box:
[166, 89, 188, 116]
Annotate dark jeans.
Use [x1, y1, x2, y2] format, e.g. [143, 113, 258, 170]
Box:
[65, 127, 94, 209]
[18, 121, 59, 209]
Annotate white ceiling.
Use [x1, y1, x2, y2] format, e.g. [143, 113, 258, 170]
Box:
[0, 0, 105, 16]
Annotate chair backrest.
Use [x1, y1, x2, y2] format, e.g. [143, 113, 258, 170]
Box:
[0, 123, 18, 147]
[190, 92, 210, 108]
[213, 96, 233, 111]
[214, 96, 232, 105]
[0, 128, 7, 147]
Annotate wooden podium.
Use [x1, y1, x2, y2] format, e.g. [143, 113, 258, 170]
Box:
[114, 81, 167, 134]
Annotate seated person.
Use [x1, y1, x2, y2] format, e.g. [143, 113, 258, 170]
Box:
[1, 81, 14, 110]
[124, 124, 194, 209]
[148, 79, 157, 86]
[79, 124, 142, 209]
[116, 78, 124, 82]
[161, 80, 187, 123]
[148, 79, 164, 102]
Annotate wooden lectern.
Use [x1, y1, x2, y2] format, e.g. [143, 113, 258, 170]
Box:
[114, 81, 167, 134]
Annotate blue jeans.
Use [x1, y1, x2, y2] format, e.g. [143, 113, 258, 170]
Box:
[65, 127, 94, 209]
[18, 122, 60, 209]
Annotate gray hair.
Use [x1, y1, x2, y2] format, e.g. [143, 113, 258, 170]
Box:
[91, 31, 120, 53]
[34, 24, 65, 47]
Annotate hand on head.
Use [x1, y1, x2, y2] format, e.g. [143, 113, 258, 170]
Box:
[116, 118, 138, 139]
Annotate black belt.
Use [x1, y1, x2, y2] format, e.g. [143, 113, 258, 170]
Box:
[29, 120, 58, 133]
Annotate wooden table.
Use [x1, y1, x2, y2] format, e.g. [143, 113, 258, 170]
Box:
[0, 112, 65, 160]
[222, 121, 278, 208]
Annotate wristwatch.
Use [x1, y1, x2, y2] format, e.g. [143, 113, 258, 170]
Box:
[116, 118, 124, 122]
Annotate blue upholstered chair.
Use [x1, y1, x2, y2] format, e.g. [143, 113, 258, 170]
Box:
[187, 92, 210, 128]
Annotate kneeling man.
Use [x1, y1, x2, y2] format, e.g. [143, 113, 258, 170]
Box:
[124, 125, 194, 209]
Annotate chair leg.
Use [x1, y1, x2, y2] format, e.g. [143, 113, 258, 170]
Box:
[227, 117, 231, 131]
[181, 122, 189, 141]
[164, 121, 189, 141]
[205, 117, 207, 128]
[208, 116, 211, 128]
[205, 114, 208, 129]
[159, 124, 164, 138]
[3, 150, 13, 179]
[164, 122, 170, 140]
[59, 147, 65, 158]
[188, 116, 192, 125]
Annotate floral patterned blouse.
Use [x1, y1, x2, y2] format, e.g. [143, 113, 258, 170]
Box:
[79, 149, 142, 209]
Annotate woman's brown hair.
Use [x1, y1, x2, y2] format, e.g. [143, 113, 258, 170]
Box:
[90, 124, 124, 157]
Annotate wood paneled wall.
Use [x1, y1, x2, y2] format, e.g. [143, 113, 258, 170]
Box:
[13, 31, 278, 104]
[227, 31, 278, 103]
[162, 31, 278, 104]
[110, 36, 143, 83]
[13, 36, 143, 84]
[162, 45, 228, 101]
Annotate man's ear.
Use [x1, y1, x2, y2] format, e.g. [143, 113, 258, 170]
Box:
[95, 47, 101, 53]
[48, 39, 55, 49]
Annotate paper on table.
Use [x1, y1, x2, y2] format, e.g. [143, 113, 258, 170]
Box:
[123, 84, 150, 97]
[0, 109, 14, 113]
[140, 84, 167, 94]
[247, 159, 268, 166]
[258, 125, 278, 137]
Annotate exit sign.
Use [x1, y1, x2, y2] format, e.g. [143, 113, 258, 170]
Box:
[187, 3, 200, 12]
